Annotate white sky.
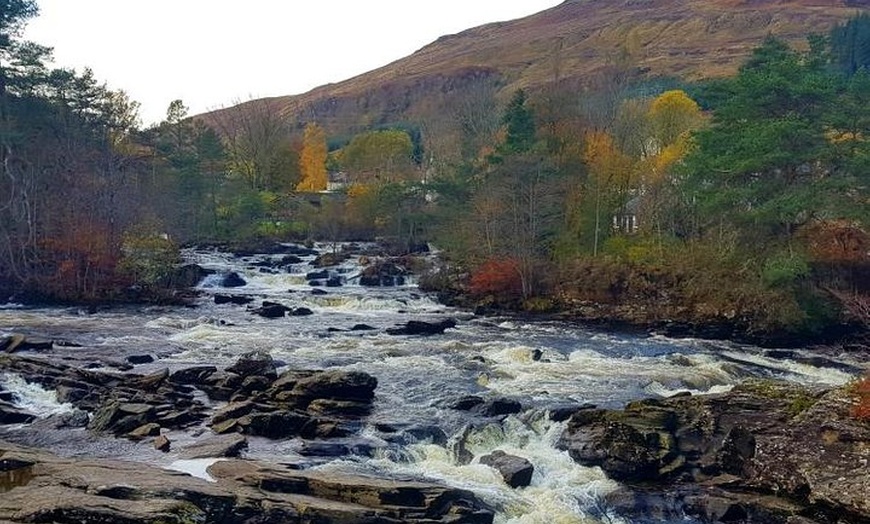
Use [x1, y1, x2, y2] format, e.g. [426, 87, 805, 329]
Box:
[24, 1, 562, 127]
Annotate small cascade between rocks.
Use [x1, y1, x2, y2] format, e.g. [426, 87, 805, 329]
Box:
[0, 242, 862, 523]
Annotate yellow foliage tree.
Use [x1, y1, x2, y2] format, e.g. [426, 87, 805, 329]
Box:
[583, 130, 635, 254]
[648, 90, 702, 148]
[296, 122, 328, 192]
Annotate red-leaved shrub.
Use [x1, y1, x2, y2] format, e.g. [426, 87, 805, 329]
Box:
[470, 258, 522, 298]
[852, 372, 870, 421]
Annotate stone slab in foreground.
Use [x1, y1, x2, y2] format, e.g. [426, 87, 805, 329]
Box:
[0, 440, 493, 524]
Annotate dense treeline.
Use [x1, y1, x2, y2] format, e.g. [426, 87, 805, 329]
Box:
[1, 2, 868, 341]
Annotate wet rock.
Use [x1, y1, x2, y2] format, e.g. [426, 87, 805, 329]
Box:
[214, 293, 254, 305]
[30, 410, 90, 430]
[325, 276, 343, 287]
[127, 422, 161, 439]
[297, 439, 379, 458]
[125, 354, 154, 365]
[211, 400, 258, 426]
[359, 259, 408, 287]
[0, 401, 35, 424]
[280, 254, 303, 265]
[169, 365, 217, 385]
[351, 323, 376, 331]
[180, 434, 248, 459]
[311, 252, 348, 267]
[480, 397, 522, 417]
[252, 301, 290, 318]
[449, 395, 485, 411]
[88, 401, 155, 435]
[310, 288, 328, 296]
[226, 350, 277, 380]
[237, 410, 311, 439]
[448, 395, 522, 417]
[558, 380, 870, 523]
[289, 306, 314, 316]
[306, 269, 330, 280]
[220, 271, 247, 288]
[387, 318, 457, 336]
[549, 403, 597, 422]
[306, 398, 372, 417]
[0, 335, 52, 353]
[282, 369, 377, 403]
[153, 434, 171, 452]
[479, 450, 534, 488]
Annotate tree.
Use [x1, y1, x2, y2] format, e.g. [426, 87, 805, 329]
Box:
[296, 122, 327, 192]
[499, 89, 536, 155]
[208, 97, 293, 192]
[830, 13, 870, 75]
[582, 130, 634, 255]
[338, 129, 415, 184]
[682, 37, 839, 238]
[647, 90, 702, 150]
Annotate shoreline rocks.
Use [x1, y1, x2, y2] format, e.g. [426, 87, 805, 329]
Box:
[558, 380, 870, 523]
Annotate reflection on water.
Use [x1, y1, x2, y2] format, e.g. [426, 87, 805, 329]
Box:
[0, 460, 34, 493]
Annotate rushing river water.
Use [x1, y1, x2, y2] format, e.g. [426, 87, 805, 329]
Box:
[0, 244, 860, 523]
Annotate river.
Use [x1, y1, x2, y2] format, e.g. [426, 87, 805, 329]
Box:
[0, 244, 859, 523]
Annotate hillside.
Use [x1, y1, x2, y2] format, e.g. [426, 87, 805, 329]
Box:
[205, 0, 870, 138]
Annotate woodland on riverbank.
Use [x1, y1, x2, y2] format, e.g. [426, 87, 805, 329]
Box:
[1, 2, 869, 342]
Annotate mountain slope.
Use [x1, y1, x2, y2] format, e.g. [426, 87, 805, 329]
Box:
[206, 0, 869, 137]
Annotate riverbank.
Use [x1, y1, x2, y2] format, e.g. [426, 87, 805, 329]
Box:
[2, 241, 868, 523]
[558, 379, 870, 523]
[419, 259, 870, 350]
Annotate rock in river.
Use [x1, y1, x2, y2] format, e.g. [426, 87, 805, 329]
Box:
[558, 379, 870, 523]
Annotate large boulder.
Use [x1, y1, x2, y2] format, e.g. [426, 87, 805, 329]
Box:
[220, 271, 247, 288]
[252, 301, 290, 318]
[277, 369, 378, 404]
[358, 259, 407, 287]
[226, 350, 277, 380]
[479, 450, 534, 488]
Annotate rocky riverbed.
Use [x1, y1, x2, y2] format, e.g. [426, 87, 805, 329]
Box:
[1, 242, 868, 523]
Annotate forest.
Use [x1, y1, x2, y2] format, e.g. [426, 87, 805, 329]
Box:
[1, 0, 869, 342]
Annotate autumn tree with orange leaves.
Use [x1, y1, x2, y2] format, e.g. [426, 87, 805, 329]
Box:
[297, 122, 328, 192]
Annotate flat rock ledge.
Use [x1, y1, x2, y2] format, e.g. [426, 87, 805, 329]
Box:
[558, 380, 870, 523]
[0, 440, 494, 524]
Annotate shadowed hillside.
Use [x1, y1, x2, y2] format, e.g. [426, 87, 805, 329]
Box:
[204, 0, 869, 138]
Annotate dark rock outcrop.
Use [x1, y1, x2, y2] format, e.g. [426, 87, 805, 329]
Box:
[479, 450, 534, 488]
[220, 271, 247, 288]
[449, 395, 523, 417]
[214, 293, 254, 305]
[252, 301, 290, 318]
[558, 380, 870, 523]
[387, 318, 457, 336]
[359, 259, 408, 287]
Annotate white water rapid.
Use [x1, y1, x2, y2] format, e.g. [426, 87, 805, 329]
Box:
[0, 244, 859, 523]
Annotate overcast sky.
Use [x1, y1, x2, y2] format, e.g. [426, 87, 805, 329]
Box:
[24, 1, 562, 127]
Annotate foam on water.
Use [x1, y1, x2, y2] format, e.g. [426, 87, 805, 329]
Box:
[719, 350, 854, 386]
[324, 414, 623, 524]
[0, 373, 74, 418]
[479, 344, 740, 405]
[165, 458, 225, 482]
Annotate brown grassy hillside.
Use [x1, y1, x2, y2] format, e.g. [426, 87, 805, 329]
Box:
[205, 0, 869, 139]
